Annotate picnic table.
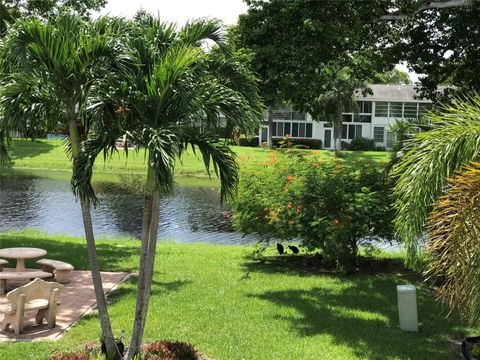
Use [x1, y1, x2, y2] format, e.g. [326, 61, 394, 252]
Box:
[0, 248, 47, 272]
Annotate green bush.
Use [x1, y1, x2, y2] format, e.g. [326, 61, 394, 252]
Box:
[234, 152, 394, 273]
[237, 136, 259, 147]
[341, 140, 350, 150]
[349, 137, 375, 151]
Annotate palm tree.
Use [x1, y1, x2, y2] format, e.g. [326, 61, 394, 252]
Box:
[392, 93, 480, 268]
[0, 14, 131, 359]
[312, 64, 367, 156]
[72, 13, 264, 359]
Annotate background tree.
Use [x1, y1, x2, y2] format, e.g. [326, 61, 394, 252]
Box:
[372, 68, 412, 85]
[72, 12, 263, 359]
[236, 0, 394, 149]
[0, 0, 106, 36]
[385, 2, 479, 100]
[0, 14, 128, 359]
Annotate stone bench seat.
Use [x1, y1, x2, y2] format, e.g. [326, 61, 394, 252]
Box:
[36, 259, 74, 284]
[0, 298, 49, 315]
[0, 271, 53, 295]
[0, 259, 8, 271]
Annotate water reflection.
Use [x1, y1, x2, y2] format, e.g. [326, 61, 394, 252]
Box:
[0, 174, 259, 245]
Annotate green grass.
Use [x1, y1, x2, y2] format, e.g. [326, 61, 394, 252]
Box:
[0, 231, 471, 360]
[6, 139, 390, 179]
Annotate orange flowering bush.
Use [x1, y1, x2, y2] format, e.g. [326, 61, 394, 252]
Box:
[234, 153, 394, 273]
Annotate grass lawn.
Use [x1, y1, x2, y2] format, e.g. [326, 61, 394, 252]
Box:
[5, 139, 390, 179]
[0, 231, 471, 360]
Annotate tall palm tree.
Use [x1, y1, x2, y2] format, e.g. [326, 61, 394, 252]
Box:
[72, 13, 264, 359]
[0, 14, 131, 359]
[392, 93, 480, 268]
[312, 64, 367, 155]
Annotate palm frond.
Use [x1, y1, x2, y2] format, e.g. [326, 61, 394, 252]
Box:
[180, 130, 239, 203]
[393, 93, 480, 267]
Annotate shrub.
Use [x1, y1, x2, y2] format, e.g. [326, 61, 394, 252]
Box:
[234, 152, 394, 273]
[273, 137, 322, 149]
[349, 137, 375, 151]
[51, 353, 90, 360]
[340, 141, 350, 150]
[143, 340, 199, 360]
[237, 136, 259, 147]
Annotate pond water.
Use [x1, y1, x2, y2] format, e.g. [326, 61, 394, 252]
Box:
[0, 173, 260, 245]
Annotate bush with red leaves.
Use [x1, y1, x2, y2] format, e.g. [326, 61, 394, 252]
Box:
[143, 340, 199, 360]
[51, 352, 90, 360]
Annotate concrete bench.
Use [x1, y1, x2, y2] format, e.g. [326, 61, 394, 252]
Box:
[0, 278, 63, 334]
[0, 271, 53, 295]
[36, 259, 74, 284]
[0, 259, 8, 271]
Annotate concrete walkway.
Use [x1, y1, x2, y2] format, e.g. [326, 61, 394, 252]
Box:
[0, 270, 130, 342]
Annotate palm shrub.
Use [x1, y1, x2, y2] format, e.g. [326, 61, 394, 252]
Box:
[234, 151, 394, 273]
[72, 12, 264, 359]
[0, 14, 131, 359]
[426, 162, 480, 326]
[392, 93, 480, 268]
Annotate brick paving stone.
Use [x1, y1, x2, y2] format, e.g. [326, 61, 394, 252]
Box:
[0, 269, 130, 342]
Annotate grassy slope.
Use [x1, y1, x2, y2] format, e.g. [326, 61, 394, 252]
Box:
[5, 139, 390, 179]
[0, 231, 470, 360]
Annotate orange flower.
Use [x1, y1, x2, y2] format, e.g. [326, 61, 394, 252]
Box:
[287, 202, 293, 209]
[263, 207, 271, 212]
[331, 219, 340, 225]
[288, 220, 295, 225]
[335, 164, 342, 169]
[239, 156, 246, 162]
[287, 175, 295, 182]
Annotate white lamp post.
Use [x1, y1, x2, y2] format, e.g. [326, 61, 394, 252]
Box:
[397, 284, 418, 332]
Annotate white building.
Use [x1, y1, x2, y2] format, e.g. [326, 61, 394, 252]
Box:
[259, 84, 432, 149]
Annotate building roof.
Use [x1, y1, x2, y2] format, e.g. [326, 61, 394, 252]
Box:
[356, 84, 429, 102]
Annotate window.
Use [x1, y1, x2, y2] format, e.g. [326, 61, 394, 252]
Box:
[291, 111, 306, 121]
[342, 114, 353, 122]
[390, 102, 403, 118]
[292, 122, 298, 137]
[306, 123, 313, 138]
[342, 124, 363, 140]
[403, 102, 418, 118]
[299, 123, 305, 137]
[355, 114, 372, 123]
[386, 131, 395, 148]
[374, 127, 384, 143]
[277, 122, 284, 137]
[375, 102, 389, 117]
[358, 101, 372, 114]
[273, 121, 312, 138]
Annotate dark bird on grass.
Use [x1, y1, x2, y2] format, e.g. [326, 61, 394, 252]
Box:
[288, 245, 300, 254]
[277, 243, 285, 255]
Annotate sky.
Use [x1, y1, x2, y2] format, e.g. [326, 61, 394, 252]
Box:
[96, 0, 419, 83]
[97, 0, 248, 26]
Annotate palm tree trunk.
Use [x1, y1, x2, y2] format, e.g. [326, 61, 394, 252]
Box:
[267, 106, 273, 149]
[127, 166, 156, 359]
[137, 188, 160, 345]
[334, 111, 343, 157]
[69, 120, 118, 360]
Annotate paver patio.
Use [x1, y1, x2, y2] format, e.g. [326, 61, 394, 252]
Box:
[0, 269, 130, 342]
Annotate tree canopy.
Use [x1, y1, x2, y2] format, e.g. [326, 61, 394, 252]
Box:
[236, 0, 392, 116]
[0, 0, 106, 36]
